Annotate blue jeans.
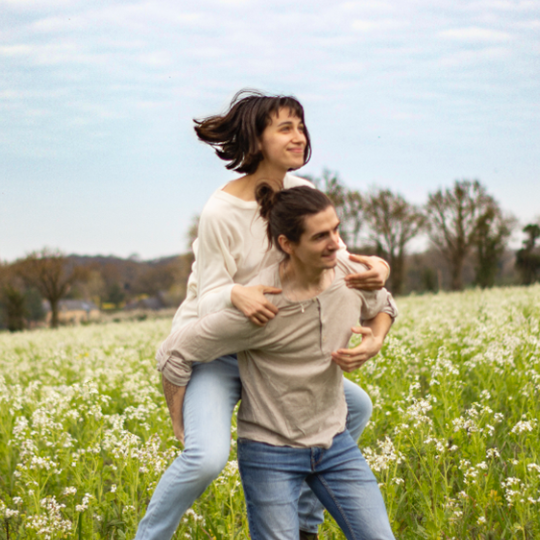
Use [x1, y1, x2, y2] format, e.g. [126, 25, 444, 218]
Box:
[135, 355, 373, 539]
[238, 431, 395, 540]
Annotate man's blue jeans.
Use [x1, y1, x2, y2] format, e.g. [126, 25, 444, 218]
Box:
[238, 431, 395, 540]
[135, 355, 373, 539]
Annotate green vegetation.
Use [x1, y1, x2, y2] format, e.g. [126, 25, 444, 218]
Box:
[1, 285, 539, 539]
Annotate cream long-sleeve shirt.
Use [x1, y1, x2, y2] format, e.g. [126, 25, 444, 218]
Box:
[171, 174, 314, 330]
[157, 252, 398, 449]
[171, 174, 389, 331]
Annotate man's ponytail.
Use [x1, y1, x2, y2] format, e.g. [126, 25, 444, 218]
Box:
[255, 183, 333, 255]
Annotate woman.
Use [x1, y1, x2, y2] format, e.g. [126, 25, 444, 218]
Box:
[135, 91, 390, 540]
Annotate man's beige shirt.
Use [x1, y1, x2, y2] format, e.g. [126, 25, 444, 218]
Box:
[157, 252, 397, 449]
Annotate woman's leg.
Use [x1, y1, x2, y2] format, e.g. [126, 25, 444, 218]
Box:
[297, 379, 373, 534]
[134, 355, 241, 540]
[307, 431, 395, 540]
[342, 378, 373, 442]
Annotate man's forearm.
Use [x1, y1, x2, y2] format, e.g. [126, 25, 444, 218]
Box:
[362, 312, 393, 343]
[162, 374, 187, 443]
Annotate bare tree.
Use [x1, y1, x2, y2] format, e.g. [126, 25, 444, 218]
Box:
[425, 180, 493, 291]
[516, 223, 540, 285]
[363, 188, 425, 295]
[307, 170, 364, 249]
[16, 249, 87, 328]
[473, 204, 515, 288]
[187, 215, 200, 252]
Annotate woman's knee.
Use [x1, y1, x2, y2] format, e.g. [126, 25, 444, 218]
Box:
[181, 442, 232, 483]
[343, 380, 373, 441]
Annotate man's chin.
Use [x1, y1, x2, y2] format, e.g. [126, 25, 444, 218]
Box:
[321, 254, 338, 268]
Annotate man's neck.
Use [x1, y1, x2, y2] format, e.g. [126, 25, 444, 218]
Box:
[279, 259, 335, 302]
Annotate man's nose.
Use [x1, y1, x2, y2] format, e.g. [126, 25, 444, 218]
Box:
[329, 231, 340, 249]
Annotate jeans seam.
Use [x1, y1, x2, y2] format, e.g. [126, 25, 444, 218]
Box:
[311, 448, 325, 469]
[316, 473, 357, 540]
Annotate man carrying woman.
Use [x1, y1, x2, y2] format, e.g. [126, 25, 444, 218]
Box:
[157, 185, 397, 540]
[135, 90, 392, 539]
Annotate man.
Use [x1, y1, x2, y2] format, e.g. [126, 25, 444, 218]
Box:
[156, 186, 397, 540]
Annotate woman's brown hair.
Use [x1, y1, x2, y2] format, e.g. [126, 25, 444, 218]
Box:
[194, 90, 312, 175]
[255, 184, 332, 254]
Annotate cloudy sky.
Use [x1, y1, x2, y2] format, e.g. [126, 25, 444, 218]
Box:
[1, 0, 539, 261]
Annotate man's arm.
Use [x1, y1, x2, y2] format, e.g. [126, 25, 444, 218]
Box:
[162, 375, 187, 443]
[331, 312, 393, 372]
[157, 307, 259, 441]
[157, 307, 257, 386]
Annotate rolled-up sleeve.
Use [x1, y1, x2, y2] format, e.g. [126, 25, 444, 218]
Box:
[156, 308, 257, 386]
[359, 289, 398, 323]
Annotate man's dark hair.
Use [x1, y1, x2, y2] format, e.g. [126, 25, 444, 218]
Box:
[255, 184, 333, 254]
[194, 89, 312, 174]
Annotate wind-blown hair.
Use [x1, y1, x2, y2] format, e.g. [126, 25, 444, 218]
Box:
[194, 89, 312, 175]
[255, 184, 332, 254]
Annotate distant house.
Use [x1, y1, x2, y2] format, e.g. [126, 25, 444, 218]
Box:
[43, 300, 100, 325]
[124, 295, 166, 311]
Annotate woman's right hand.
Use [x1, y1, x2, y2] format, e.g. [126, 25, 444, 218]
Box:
[231, 284, 281, 327]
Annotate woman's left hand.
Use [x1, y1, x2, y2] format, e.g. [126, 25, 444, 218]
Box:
[344, 255, 389, 291]
[331, 326, 383, 372]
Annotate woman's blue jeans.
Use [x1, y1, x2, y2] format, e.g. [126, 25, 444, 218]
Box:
[238, 431, 395, 540]
[135, 355, 373, 539]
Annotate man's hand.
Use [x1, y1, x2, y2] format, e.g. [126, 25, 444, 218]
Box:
[162, 374, 187, 443]
[344, 255, 390, 291]
[231, 284, 281, 327]
[331, 326, 384, 373]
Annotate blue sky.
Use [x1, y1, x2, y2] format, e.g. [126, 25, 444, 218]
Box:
[1, 0, 539, 261]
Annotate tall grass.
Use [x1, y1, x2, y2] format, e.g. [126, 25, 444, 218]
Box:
[0, 284, 539, 539]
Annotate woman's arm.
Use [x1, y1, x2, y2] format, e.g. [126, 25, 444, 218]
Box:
[195, 202, 281, 325]
[230, 284, 281, 326]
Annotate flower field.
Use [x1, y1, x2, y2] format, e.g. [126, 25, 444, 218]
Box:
[1, 285, 539, 539]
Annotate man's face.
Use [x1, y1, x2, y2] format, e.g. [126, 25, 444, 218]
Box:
[291, 206, 341, 271]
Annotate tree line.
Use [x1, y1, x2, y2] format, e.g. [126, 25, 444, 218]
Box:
[309, 171, 538, 295]
[0, 252, 193, 331]
[1, 173, 539, 332]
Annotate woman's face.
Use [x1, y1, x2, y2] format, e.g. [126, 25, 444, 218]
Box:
[259, 108, 307, 172]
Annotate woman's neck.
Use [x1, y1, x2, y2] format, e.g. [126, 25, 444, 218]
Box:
[222, 164, 288, 201]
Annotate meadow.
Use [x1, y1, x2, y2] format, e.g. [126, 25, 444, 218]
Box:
[0, 285, 539, 539]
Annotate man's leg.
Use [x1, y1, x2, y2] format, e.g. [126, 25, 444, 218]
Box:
[306, 431, 395, 540]
[238, 439, 309, 540]
[135, 355, 241, 540]
[297, 380, 373, 535]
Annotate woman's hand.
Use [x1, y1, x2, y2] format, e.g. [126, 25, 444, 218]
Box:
[331, 326, 383, 373]
[231, 284, 282, 327]
[344, 255, 390, 291]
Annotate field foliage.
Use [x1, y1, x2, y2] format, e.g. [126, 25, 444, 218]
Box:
[1, 285, 539, 539]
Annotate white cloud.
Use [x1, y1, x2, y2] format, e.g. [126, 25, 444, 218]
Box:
[351, 19, 407, 32]
[439, 27, 512, 41]
[467, 0, 540, 11]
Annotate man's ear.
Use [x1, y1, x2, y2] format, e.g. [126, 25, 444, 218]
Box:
[278, 234, 294, 256]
